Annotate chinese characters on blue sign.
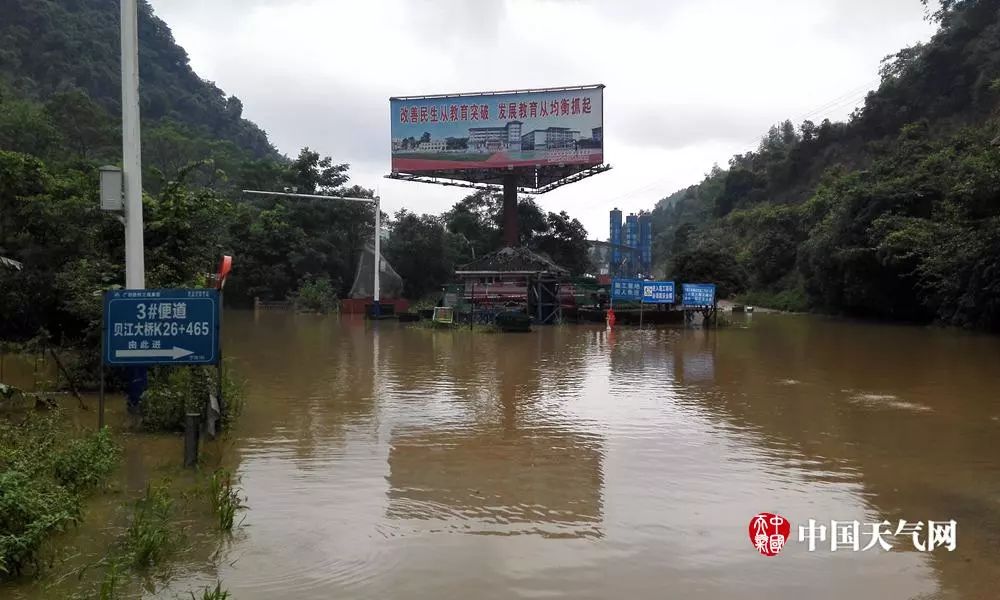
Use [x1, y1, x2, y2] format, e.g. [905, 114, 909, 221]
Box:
[611, 278, 643, 301]
[103, 289, 220, 366]
[682, 283, 716, 307]
[641, 281, 675, 304]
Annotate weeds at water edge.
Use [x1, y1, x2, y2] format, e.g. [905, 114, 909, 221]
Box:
[209, 469, 246, 531]
[124, 483, 177, 568]
[190, 581, 231, 600]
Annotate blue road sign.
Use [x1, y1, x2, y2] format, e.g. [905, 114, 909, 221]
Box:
[641, 281, 675, 304]
[682, 283, 716, 307]
[611, 278, 643, 301]
[104, 289, 220, 366]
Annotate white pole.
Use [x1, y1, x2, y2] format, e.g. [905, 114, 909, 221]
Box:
[373, 196, 381, 310]
[241, 189, 382, 314]
[121, 0, 144, 289]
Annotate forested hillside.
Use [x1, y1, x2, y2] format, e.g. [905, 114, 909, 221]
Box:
[0, 0, 277, 160]
[0, 0, 381, 346]
[651, 0, 1000, 330]
[0, 0, 591, 351]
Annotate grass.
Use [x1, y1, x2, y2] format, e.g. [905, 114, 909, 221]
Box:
[209, 468, 246, 531]
[736, 286, 809, 312]
[190, 581, 231, 600]
[96, 557, 124, 600]
[123, 483, 176, 569]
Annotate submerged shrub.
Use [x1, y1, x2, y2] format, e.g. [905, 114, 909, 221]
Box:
[141, 364, 245, 433]
[0, 413, 119, 578]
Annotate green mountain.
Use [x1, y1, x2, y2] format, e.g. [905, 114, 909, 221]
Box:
[651, 0, 1000, 330]
[0, 0, 277, 161]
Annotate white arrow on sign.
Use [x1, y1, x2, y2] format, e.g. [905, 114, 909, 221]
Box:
[114, 347, 195, 360]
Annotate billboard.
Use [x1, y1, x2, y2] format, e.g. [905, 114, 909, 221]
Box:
[390, 85, 603, 175]
[611, 278, 643, 301]
[641, 281, 675, 304]
[682, 283, 716, 307]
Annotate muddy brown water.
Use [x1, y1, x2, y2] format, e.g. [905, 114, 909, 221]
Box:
[4, 311, 1000, 599]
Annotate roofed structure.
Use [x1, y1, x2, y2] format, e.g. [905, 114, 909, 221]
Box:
[456, 246, 568, 276]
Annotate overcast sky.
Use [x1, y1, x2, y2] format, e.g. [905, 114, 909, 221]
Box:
[148, 0, 936, 238]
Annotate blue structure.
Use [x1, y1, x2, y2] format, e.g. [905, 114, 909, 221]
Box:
[609, 209, 653, 278]
[609, 208, 622, 275]
[641, 281, 674, 304]
[104, 289, 221, 366]
[682, 283, 716, 307]
[611, 278, 643, 301]
[639, 213, 652, 275]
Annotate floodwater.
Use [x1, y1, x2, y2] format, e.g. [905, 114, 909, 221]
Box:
[7, 311, 1000, 599]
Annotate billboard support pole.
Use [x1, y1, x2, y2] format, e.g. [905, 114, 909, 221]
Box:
[502, 174, 518, 247]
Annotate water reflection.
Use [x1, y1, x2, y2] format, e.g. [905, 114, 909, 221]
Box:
[7, 311, 999, 599]
[386, 427, 603, 537]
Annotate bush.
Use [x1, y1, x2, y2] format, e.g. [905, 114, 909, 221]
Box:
[294, 276, 338, 313]
[140, 363, 245, 433]
[0, 413, 119, 578]
[52, 428, 118, 493]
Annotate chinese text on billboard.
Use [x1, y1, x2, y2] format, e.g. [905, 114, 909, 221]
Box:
[390, 86, 603, 173]
[682, 283, 716, 306]
[611, 278, 643, 301]
[642, 281, 675, 304]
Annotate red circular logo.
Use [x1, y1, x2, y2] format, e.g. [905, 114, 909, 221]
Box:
[749, 513, 791, 557]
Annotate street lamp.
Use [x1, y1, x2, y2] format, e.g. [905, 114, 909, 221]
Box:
[242, 190, 384, 316]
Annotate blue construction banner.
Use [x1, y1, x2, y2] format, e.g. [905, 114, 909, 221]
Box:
[611, 278, 643, 301]
[641, 281, 675, 304]
[104, 289, 221, 366]
[682, 283, 716, 307]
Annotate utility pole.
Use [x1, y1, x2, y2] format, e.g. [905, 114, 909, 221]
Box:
[121, 0, 145, 289]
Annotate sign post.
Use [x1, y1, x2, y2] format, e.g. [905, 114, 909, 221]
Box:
[100, 288, 222, 436]
[639, 281, 676, 329]
[103, 289, 221, 367]
[682, 283, 717, 326]
[214, 256, 232, 433]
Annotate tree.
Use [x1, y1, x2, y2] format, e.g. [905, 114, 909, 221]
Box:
[43, 90, 116, 161]
[534, 211, 591, 275]
[285, 148, 349, 194]
[385, 210, 460, 300]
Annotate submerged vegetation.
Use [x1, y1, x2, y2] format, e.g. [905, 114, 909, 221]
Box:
[0, 415, 118, 578]
[122, 483, 177, 569]
[209, 468, 246, 532]
[141, 363, 245, 433]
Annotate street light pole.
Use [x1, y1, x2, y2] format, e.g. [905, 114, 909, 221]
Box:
[373, 195, 381, 316]
[121, 0, 144, 289]
[242, 190, 383, 316]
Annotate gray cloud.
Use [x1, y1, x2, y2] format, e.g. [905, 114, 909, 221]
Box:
[613, 104, 790, 150]
[147, 0, 935, 234]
